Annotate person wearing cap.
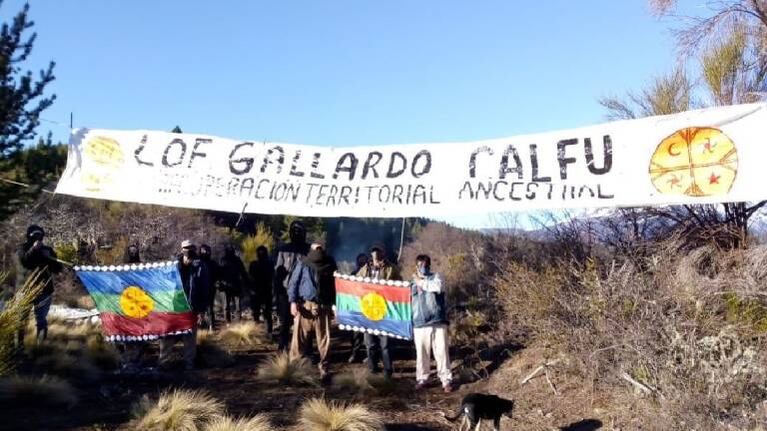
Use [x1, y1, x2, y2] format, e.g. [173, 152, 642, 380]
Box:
[411, 254, 454, 393]
[159, 240, 211, 370]
[356, 245, 401, 380]
[288, 241, 337, 382]
[18, 225, 63, 342]
[273, 220, 310, 350]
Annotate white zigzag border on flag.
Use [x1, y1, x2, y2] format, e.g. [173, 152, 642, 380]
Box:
[333, 271, 410, 288]
[333, 272, 410, 340]
[73, 261, 176, 272]
[105, 329, 193, 343]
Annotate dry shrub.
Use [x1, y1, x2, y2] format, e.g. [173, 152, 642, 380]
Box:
[450, 308, 492, 347]
[219, 322, 268, 348]
[299, 398, 384, 431]
[0, 375, 78, 408]
[134, 389, 225, 431]
[256, 352, 316, 386]
[204, 415, 273, 431]
[238, 222, 275, 264]
[400, 222, 487, 301]
[0, 269, 43, 376]
[494, 241, 767, 429]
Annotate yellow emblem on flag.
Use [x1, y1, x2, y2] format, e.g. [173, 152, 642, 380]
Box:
[360, 292, 387, 321]
[649, 127, 738, 197]
[120, 286, 154, 319]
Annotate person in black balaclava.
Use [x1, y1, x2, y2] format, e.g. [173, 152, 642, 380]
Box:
[249, 246, 274, 334]
[199, 244, 218, 330]
[125, 244, 141, 264]
[218, 244, 248, 323]
[18, 225, 63, 342]
[273, 220, 309, 350]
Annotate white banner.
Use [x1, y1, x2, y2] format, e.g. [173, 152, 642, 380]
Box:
[55, 103, 767, 218]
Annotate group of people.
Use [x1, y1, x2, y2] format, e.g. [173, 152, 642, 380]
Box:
[17, 220, 455, 391]
[277, 221, 454, 392]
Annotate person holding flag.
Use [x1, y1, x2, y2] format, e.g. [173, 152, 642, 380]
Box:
[18, 225, 63, 342]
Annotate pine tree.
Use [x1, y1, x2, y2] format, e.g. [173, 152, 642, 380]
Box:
[0, 1, 56, 157]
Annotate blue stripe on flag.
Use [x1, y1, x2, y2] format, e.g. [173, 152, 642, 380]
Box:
[336, 310, 413, 340]
[77, 265, 183, 296]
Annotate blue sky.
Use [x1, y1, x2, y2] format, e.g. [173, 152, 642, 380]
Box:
[3, 1, 686, 228]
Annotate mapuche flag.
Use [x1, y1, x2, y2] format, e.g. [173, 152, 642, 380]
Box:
[334, 273, 413, 340]
[74, 261, 195, 342]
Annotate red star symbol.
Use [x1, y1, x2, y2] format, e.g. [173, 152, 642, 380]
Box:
[709, 173, 721, 185]
[703, 138, 716, 154]
[667, 176, 681, 188]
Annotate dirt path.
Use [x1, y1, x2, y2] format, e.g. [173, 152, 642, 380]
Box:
[2, 327, 483, 431]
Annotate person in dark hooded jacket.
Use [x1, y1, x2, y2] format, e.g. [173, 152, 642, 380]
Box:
[124, 244, 141, 264]
[199, 244, 218, 330]
[18, 225, 63, 342]
[218, 244, 248, 322]
[288, 241, 337, 380]
[249, 246, 274, 333]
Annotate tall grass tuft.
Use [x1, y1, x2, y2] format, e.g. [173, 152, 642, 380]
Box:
[0, 269, 44, 377]
[134, 389, 225, 431]
[299, 398, 384, 431]
[255, 352, 316, 386]
[203, 415, 273, 431]
[219, 322, 269, 348]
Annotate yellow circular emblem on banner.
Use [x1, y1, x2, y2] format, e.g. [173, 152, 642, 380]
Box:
[120, 286, 154, 319]
[81, 136, 125, 192]
[360, 292, 387, 321]
[649, 127, 738, 197]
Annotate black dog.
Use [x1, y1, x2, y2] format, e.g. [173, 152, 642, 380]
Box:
[444, 393, 514, 431]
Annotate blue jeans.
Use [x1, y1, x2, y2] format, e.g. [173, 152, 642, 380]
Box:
[364, 333, 392, 376]
[34, 295, 52, 340]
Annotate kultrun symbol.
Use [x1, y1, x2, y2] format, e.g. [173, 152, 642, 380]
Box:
[360, 292, 387, 321]
[119, 286, 154, 319]
[649, 127, 738, 197]
[81, 136, 125, 192]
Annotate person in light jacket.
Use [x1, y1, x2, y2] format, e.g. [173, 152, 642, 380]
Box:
[411, 254, 454, 393]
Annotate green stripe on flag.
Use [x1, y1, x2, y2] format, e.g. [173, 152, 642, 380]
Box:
[336, 293, 411, 321]
[90, 289, 190, 315]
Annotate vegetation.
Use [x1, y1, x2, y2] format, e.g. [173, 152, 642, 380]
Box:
[256, 352, 316, 386]
[204, 416, 273, 431]
[133, 389, 225, 431]
[0, 268, 42, 376]
[218, 322, 269, 349]
[0, 1, 56, 157]
[298, 398, 383, 431]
